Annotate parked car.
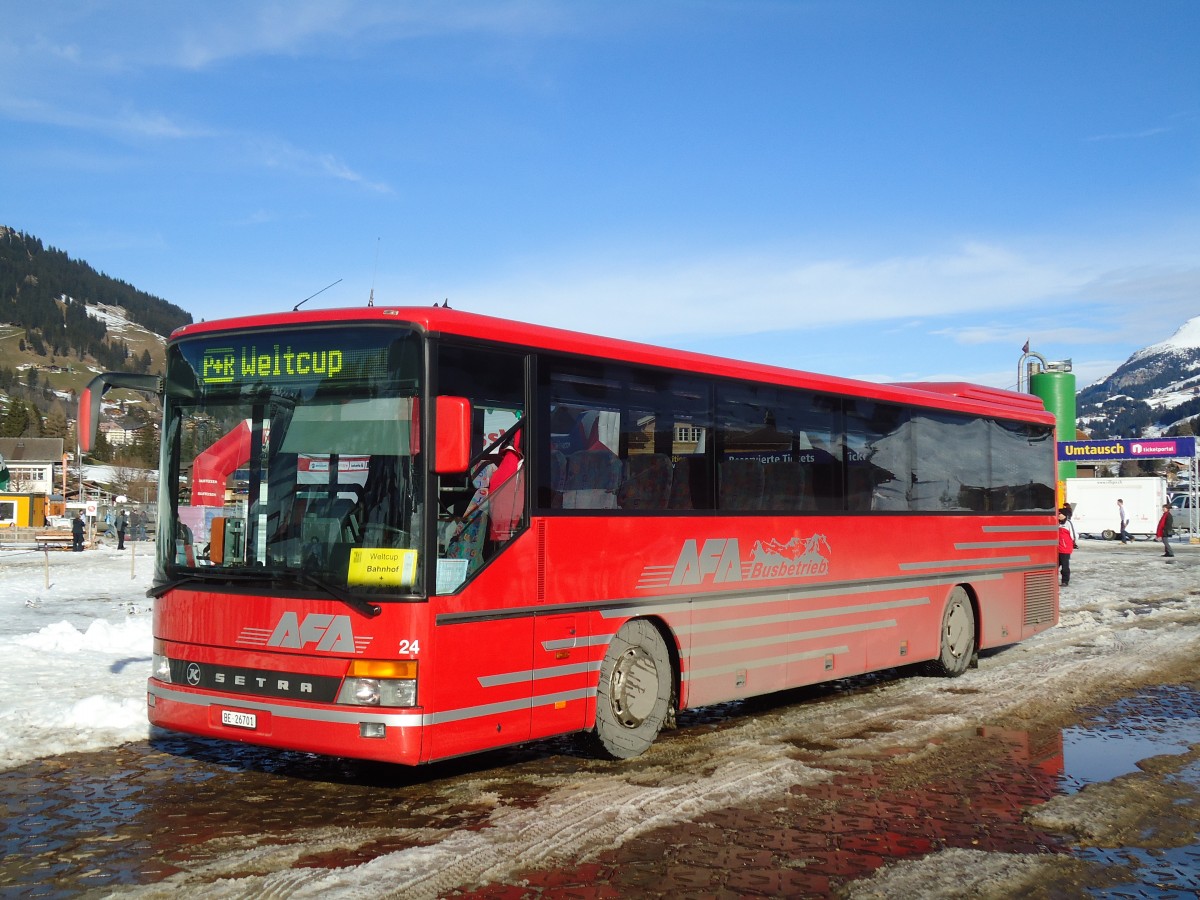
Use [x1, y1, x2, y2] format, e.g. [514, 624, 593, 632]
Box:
[1168, 492, 1195, 536]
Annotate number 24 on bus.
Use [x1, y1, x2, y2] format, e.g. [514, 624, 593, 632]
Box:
[79, 305, 1059, 765]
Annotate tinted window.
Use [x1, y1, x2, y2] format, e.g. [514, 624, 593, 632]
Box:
[845, 400, 910, 511]
[538, 358, 712, 511]
[715, 384, 840, 512]
[533, 355, 1054, 516]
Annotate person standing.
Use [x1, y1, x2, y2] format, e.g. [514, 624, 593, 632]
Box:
[115, 507, 128, 550]
[71, 510, 85, 552]
[1117, 498, 1131, 544]
[1057, 506, 1075, 586]
[1156, 503, 1175, 558]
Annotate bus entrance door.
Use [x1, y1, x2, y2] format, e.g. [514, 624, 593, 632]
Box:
[530, 613, 587, 739]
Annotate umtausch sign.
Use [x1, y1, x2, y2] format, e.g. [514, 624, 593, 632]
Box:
[1057, 437, 1197, 462]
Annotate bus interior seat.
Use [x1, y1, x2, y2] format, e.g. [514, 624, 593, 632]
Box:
[618, 454, 672, 509]
[762, 462, 813, 511]
[549, 448, 567, 508]
[845, 466, 874, 511]
[719, 459, 765, 510]
[561, 447, 622, 509]
[668, 457, 702, 510]
[487, 433, 525, 541]
[301, 504, 346, 546]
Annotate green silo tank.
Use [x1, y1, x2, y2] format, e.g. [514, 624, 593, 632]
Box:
[1030, 370, 1077, 478]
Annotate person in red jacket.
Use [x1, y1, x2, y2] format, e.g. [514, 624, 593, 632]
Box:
[1057, 506, 1076, 586]
[1156, 503, 1175, 558]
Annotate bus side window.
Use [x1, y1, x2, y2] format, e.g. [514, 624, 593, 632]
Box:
[551, 408, 621, 510]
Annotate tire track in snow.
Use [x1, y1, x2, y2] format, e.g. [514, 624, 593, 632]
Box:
[107, 750, 819, 899]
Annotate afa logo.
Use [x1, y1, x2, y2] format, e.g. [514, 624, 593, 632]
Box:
[267, 612, 358, 652]
[665, 534, 831, 587]
[669, 538, 744, 586]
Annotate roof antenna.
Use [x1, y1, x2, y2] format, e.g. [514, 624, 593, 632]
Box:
[294, 278, 342, 312]
[368, 237, 380, 307]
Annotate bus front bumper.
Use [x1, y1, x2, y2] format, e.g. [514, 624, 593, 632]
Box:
[147, 680, 427, 765]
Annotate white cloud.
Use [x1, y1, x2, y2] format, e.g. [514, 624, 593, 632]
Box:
[250, 138, 392, 193]
[1085, 126, 1170, 142]
[445, 242, 1098, 345]
[2, 2, 579, 75]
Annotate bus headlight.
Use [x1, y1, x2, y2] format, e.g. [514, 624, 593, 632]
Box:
[152, 642, 172, 683]
[336, 660, 417, 707]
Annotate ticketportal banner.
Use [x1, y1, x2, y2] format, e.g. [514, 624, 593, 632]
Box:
[1057, 437, 1197, 462]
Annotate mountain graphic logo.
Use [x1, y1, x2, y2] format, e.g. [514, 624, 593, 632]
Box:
[748, 533, 830, 578]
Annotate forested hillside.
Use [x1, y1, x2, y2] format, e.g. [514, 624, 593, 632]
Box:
[0, 226, 191, 456]
[0, 225, 191, 368]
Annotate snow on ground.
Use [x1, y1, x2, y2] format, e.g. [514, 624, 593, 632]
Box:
[2, 537, 1198, 898]
[83, 301, 165, 345]
[0, 544, 154, 769]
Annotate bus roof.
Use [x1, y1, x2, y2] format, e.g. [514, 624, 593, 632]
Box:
[172, 305, 1055, 424]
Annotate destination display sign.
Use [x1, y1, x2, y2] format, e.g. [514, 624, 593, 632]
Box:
[1057, 437, 1196, 462]
[175, 328, 400, 391]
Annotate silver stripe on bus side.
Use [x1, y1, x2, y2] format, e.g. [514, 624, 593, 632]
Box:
[899, 556, 1031, 570]
[428, 688, 595, 725]
[677, 596, 930, 636]
[983, 524, 1058, 532]
[685, 645, 851, 681]
[478, 661, 601, 688]
[688, 618, 899, 657]
[600, 574, 981, 621]
[541, 634, 613, 651]
[954, 540, 1057, 550]
[479, 597, 929, 694]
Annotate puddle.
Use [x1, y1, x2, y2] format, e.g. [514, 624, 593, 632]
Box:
[1052, 683, 1200, 898]
[1060, 683, 1200, 793]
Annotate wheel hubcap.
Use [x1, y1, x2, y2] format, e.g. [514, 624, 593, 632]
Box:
[945, 602, 971, 658]
[610, 647, 658, 728]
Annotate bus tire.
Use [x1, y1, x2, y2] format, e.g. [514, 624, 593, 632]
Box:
[921, 587, 975, 678]
[587, 620, 673, 760]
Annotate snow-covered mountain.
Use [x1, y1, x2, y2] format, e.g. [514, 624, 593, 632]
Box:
[1077, 316, 1200, 439]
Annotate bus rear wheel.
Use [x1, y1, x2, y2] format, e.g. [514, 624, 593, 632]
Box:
[587, 620, 673, 760]
[921, 587, 975, 677]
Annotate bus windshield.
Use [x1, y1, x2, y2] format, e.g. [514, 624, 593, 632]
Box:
[159, 326, 424, 598]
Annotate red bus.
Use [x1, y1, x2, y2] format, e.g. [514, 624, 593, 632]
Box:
[80, 306, 1058, 765]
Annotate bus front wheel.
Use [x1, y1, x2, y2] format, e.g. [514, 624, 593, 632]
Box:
[588, 620, 673, 760]
[921, 587, 975, 678]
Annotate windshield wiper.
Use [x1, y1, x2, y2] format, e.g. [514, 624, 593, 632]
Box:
[285, 571, 382, 619]
[150, 567, 382, 618]
[148, 568, 270, 598]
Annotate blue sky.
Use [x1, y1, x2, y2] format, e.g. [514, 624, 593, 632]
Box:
[2, 1, 1198, 391]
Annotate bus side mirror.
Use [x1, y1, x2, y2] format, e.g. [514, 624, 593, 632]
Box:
[435, 396, 472, 474]
[78, 373, 163, 453]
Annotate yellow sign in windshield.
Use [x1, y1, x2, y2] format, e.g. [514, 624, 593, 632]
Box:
[347, 548, 418, 588]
